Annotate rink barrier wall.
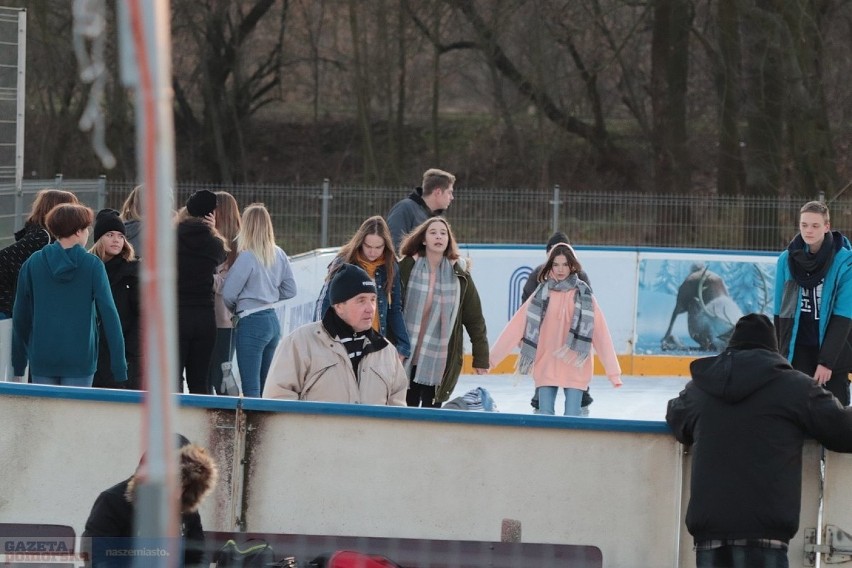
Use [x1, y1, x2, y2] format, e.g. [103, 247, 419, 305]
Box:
[0, 383, 841, 568]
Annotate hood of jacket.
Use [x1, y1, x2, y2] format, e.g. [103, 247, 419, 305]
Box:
[124, 219, 141, 243]
[409, 187, 444, 217]
[14, 222, 46, 243]
[41, 242, 88, 282]
[125, 444, 218, 513]
[689, 348, 791, 403]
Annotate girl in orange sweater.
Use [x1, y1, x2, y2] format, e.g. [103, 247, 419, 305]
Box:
[490, 243, 622, 416]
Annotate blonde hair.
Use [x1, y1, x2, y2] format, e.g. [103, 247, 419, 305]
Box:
[215, 191, 241, 268]
[120, 185, 143, 222]
[89, 235, 136, 262]
[399, 216, 460, 260]
[237, 203, 276, 267]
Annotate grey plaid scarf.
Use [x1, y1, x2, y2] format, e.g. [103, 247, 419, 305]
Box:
[518, 273, 594, 374]
[403, 257, 460, 386]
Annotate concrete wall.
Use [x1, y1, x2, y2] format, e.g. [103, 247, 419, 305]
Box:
[0, 384, 835, 568]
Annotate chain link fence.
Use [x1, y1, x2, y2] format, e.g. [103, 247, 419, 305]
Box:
[1, 177, 843, 253]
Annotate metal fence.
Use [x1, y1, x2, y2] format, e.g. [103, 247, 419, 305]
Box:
[1, 177, 841, 253]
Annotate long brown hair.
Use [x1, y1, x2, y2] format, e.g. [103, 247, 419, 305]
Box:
[120, 185, 143, 222]
[538, 243, 583, 283]
[27, 189, 78, 228]
[330, 216, 396, 299]
[215, 191, 241, 268]
[398, 216, 460, 260]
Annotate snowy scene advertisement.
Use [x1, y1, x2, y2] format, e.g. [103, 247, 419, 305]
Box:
[636, 257, 775, 356]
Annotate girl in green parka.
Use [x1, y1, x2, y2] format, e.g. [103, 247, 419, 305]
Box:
[398, 217, 489, 407]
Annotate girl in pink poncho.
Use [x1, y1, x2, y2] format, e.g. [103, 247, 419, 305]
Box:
[490, 243, 622, 416]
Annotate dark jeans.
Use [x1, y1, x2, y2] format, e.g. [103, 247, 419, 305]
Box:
[407, 367, 441, 408]
[792, 344, 850, 406]
[696, 546, 788, 568]
[178, 306, 216, 394]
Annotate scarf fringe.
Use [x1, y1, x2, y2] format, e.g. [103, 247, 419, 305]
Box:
[554, 344, 588, 367]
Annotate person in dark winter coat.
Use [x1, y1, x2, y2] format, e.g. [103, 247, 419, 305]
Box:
[666, 313, 852, 568]
[177, 190, 227, 394]
[0, 189, 78, 380]
[0, 189, 79, 318]
[82, 434, 218, 568]
[774, 201, 852, 406]
[386, 168, 455, 250]
[12, 204, 126, 386]
[90, 209, 141, 390]
[521, 231, 593, 414]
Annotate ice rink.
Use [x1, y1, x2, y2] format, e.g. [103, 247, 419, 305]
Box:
[452, 374, 690, 421]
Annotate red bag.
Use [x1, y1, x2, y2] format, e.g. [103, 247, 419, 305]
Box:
[310, 550, 403, 568]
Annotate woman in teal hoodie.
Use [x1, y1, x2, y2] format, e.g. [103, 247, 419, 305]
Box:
[12, 204, 126, 387]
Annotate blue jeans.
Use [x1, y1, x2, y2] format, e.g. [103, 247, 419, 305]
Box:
[32, 375, 94, 388]
[696, 545, 788, 568]
[235, 310, 281, 398]
[537, 386, 584, 416]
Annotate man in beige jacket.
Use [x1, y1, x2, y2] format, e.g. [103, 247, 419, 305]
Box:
[263, 263, 408, 405]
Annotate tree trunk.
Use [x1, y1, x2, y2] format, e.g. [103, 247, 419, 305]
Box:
[348, 0, 379, 181]
[650, 0, 693, 244]
[395, 0, 408, 181]
[778, 0, 837, 198]
[741, 2, 784, 249]
[431, 2, 441, 164]
[715, 0, 746, 196]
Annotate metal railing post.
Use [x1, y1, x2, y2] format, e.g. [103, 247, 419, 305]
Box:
[13, 9, 25, 232]
[550, 184, 561, 233]
[320, 178, 331, 248]
[97, 174, 107, 211]
[53, 173, 62, 188]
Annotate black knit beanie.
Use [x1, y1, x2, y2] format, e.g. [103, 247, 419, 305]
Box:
[186, 189, 218, 218]
[727, 313, 779, 352]
[93, 209, 126, 242]
[329, 263, 377, 304]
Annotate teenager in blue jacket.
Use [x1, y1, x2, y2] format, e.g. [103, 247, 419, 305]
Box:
[12, 204, 126, 386]
[774, 201, 852, 406]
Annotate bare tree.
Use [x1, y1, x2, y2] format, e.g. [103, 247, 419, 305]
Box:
[172, 0, 289, 183]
